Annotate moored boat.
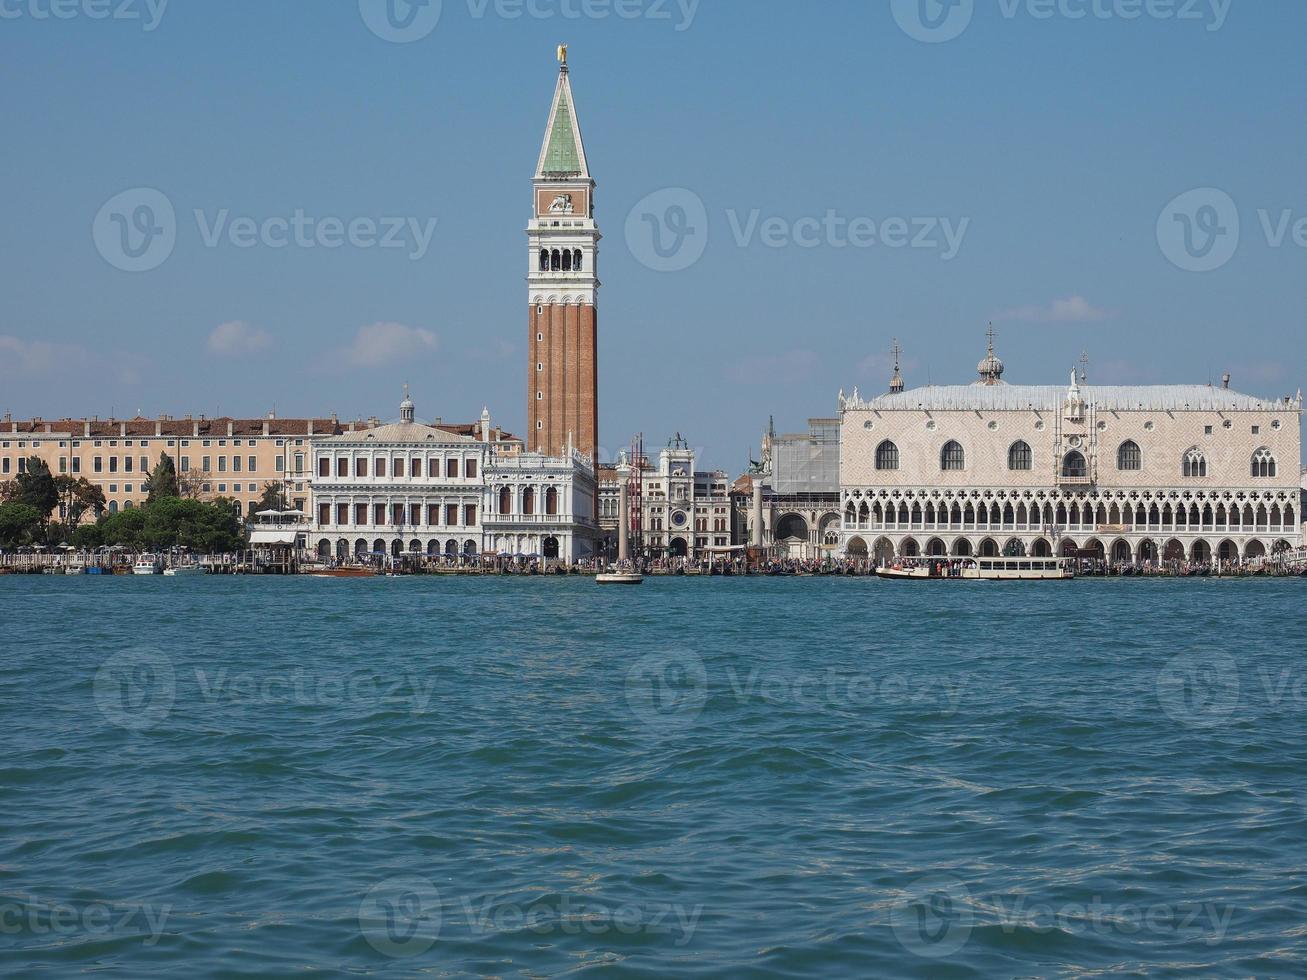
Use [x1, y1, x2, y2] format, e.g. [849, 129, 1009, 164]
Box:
[876, 557, 1074, 581]
[132, 554, 161, 576]
[596, 571, 643, 585]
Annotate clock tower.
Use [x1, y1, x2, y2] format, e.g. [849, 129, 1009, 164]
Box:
[528, 47, 599, 461]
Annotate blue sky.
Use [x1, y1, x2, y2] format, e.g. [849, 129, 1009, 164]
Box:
[1, 0, 1303, 469]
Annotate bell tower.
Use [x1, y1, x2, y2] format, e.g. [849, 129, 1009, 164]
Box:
[528, 45, 600, 461]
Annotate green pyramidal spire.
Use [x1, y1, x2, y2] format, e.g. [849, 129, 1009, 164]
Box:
[535, 62, 590, 179]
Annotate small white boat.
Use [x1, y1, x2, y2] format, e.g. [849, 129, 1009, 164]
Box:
[596, 572, 644, 586]
[64, 561, 86, 575]
[132, 554, 161, 576]
[876, 557, 1074, 582]
[163, 562, 205, 577]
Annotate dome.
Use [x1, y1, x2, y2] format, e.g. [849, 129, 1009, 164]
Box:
[975, 327, 1006, 385]
[399, 384, 415, 422]
[977, 352, 1005, 380]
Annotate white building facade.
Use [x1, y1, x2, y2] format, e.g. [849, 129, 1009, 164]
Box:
[308, 393, 491, 562]
[840, 347, 1303, 566]
[483, 448, 597, 562]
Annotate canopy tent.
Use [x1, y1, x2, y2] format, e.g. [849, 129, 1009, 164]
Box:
[249, 529, 299, 545]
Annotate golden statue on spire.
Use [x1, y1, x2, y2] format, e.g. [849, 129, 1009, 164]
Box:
[557, 43, 568, 65]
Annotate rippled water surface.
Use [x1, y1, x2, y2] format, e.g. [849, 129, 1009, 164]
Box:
[3, 575, 1307, 977]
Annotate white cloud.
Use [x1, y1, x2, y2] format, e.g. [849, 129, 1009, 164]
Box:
[0, 334, 146, 387]
[330, 322, 438, 369]
[994, 296, 1114, 324]
[207, 321, 272, 357]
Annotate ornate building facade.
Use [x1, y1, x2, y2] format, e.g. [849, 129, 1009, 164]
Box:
[732, 418, 843, 560]
[840, 339, 1304, 565]
[308, 392, 504, 562]
[483, 443, 597, 563]
[596, 438, 733, 560]
[528, 50, 599, 462]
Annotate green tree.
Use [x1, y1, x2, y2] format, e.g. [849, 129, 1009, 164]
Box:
[146, 453, 179, 503]
[142, 497, 245, 554]
[15, 457, 58, 525]
[97, 507, 148, 552]
[0, 502, 43, 548]
[251, 481, 289, 517]
[70, 522, 105, 550]
[54, 476, 107, 530]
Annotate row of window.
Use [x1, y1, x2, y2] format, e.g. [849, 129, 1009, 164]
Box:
[538, 248, 585, 273]
[498, 487, 560, 516]
[847, 499, 1297, 529]
[318, 457, 478, 480]
[875, 439, 1280, 478]
[318, 503, 478, 527]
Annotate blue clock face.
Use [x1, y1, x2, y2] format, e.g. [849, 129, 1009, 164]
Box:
[672, 511, 687, 527]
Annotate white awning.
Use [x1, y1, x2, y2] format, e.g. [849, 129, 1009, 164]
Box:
[250, 529, 299, 544]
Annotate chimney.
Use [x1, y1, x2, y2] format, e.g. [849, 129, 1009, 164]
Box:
[262, 419, 270, 436]
[83, 421, 90, 437]
[155, 419, 163, 436]
[44, 422, 52, 433]
[307, 420, 315, 437]
[193, 420, 200, 437]
[119, 421, 127, 437]
[1222, 373, 1231, 390]
[226, 421, 234, 437]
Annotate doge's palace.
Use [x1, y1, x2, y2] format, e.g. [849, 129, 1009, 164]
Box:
[840, 335, 1303, 566]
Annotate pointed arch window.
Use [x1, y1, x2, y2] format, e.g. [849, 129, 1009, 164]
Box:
[1117, 440, 1142, 471]
[1008, 441, 1032, 471]
[1251, 448, 1277, 478]
[1183, 448, 1207, 478]
[875, 440, 899, 471]
[940, 441, 965, 471]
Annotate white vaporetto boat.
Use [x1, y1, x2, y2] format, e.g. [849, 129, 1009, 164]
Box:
[876, 557, 1074, 582]
[132, 554, 161, 575]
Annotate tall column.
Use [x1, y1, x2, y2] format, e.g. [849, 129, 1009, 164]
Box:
[618, 466, 630, 562]
[751, 477, 764, 548]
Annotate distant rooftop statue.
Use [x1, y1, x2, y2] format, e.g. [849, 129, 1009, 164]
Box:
[889, 338, 905, 395]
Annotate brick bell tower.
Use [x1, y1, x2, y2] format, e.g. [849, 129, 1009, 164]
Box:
[528, 44, 599, 461]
